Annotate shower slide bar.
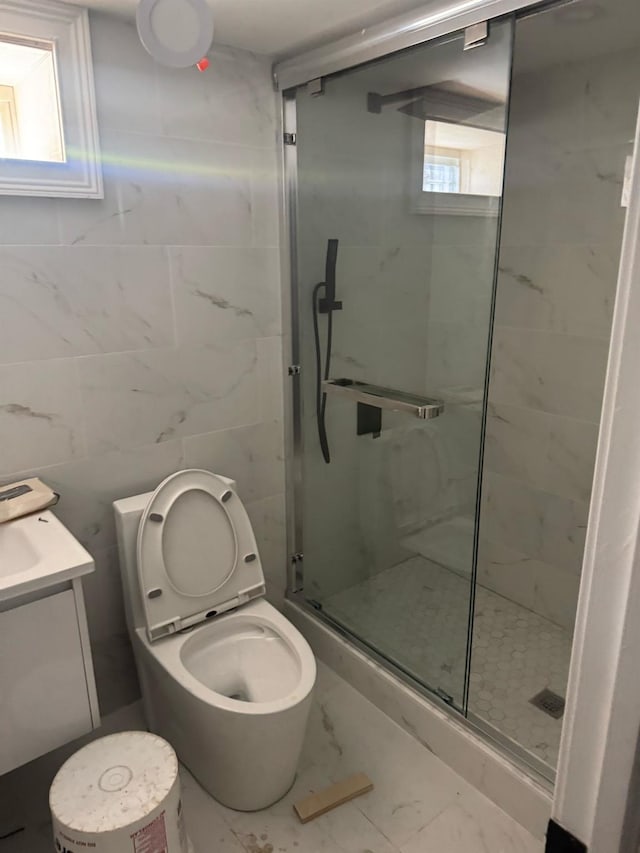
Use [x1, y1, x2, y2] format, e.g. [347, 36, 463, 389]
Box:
[323, 378, 444, 420]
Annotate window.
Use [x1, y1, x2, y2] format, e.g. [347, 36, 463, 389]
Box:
[413, 119, 506, 216]
[423, 153, 461, 193]
[0, 37, 64, 163]
[0, 1, 102, 198]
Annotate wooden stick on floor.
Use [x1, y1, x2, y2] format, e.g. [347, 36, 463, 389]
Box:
[293, 773, 374, 824]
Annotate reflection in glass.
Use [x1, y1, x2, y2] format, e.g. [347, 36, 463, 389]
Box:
[423, 120, 505, 196]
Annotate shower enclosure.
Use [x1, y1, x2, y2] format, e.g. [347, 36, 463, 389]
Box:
[283, 0, 640, 780]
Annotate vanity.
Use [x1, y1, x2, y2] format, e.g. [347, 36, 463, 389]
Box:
[0, 511, 100, 775]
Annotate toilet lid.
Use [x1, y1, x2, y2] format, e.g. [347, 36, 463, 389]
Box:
[137, 469, 265, 639]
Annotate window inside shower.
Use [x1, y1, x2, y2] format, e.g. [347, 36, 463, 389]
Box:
[286, 0, 640, 781]
[422, 121, 505, 196]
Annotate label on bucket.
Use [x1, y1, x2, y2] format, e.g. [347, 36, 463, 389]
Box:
[130, 811, 168, 853]
[55, 835, 97, 852]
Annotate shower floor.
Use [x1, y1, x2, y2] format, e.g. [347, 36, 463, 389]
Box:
[324, 555, 571, 769]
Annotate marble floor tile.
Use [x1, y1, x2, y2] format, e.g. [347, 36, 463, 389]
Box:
[298, 667, 470, 847]
[2, 662, 540, 853]
[400, 791, 542, 853]
[179, 661, 539, 852]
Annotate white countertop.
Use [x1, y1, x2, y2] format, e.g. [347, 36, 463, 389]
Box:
[0, 510, 94, 603]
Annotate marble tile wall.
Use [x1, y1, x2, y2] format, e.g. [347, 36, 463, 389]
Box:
[477, 46, 640, 629]
[0, 13, 283, 715]
[423, 219, 501, 531]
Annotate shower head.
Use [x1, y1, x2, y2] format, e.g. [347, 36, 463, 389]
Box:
[318, 238, 341, 314]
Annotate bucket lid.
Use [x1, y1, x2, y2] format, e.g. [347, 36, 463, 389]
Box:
[49, 732, 178, 833]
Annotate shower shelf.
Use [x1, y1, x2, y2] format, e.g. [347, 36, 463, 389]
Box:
[323, 378, 444, 420]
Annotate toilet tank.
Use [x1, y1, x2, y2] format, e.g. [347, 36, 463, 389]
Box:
[113, 474, 237, 634]
[114, 491, 153, 634]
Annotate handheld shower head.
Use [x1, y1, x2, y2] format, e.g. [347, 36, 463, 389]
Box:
[318, 238, 341, 313]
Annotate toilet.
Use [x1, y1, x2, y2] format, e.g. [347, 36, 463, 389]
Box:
[113, 469, 316, 812]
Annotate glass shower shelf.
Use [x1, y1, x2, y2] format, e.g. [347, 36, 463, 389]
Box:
[323, 378, 445, 419]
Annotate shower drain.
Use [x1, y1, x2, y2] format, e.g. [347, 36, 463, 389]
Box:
[529, 688, 565, 719]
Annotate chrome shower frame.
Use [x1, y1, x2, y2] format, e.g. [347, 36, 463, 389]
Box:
[277, 0, 585, 791]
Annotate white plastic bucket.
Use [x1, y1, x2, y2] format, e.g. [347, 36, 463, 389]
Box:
[50, 731, 191, 853]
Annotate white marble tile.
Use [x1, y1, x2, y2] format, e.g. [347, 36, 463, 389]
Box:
[6, 439, 184, 552]
[481, 472, 588, 575]
[538, 490, 589, 576]
[91, 632, 140, 716]
[223, 763, 398, 853]
[484, 403, 598, 503]
[297, 151, 385, 249]
[57, 131, 256, 247]
[543, 146, 629, 248]
[426, 321, 490, 394]
[257, 336, 285, 423]
[430, 212, 499, 248]
[429, 245, 496, 327]
[183, 420, 284, 503]
[582, 47, 640, 148]
[245, 493, 287, 607]
[480, 474, 535, 561]
[0, 246, 174, 363]
[400, 792, 542, 853]
[89, 12, 161, 136]
[156, 46, 276, 149]
[545, 415, 599, 504]
[81, 545, 127, 643]
[285, 604, 552, 840]
[250, 145, 281, 249]
[499, 185, 557, 248]
[479, 756, 552, 842]
[475, 537, 537, 615]
[0, 196, 59, 245]
[78, 341, 259, 454]
[484, 404, 550, 492]
[495, 243, 618, 340]
[170, 246, 281, 344]
[179, 768, 247, 853]
[303, 526, 369, 601]
[531, 562, 581, 631]
[322, 244, 431, 394]
[0, 359, 85, 475]
[298, 244, 428, 395]
[304, 672, 471, 847]
[489, 326, 609, 423]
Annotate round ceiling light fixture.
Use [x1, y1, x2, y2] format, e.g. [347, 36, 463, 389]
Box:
[136, 0, 214, 68]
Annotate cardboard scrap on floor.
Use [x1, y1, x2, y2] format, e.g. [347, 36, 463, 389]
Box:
[293, 772, 374, 823]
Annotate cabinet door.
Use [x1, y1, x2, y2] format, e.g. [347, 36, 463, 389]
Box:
[0, 590, 93, 774]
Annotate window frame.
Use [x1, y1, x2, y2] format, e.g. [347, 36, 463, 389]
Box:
[0, 0, 103, 198]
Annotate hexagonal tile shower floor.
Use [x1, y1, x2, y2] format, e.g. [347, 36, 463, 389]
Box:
[325, 555, 572, 770]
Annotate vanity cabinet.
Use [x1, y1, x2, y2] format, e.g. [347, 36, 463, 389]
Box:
[0, 511, 100, 775]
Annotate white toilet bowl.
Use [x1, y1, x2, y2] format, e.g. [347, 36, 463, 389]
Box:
[114, 469, 316, 811]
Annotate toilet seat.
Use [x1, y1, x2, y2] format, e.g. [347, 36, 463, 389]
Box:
[137, 469, 265, 640]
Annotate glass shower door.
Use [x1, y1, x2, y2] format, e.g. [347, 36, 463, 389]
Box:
[291, 19, 513, 709]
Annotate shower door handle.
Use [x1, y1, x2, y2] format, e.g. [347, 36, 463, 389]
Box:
[323, 378, 444, 420]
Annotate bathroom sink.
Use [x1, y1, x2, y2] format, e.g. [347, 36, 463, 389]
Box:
[0, 511, 94, 602]
[0, 525, 39, 576]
